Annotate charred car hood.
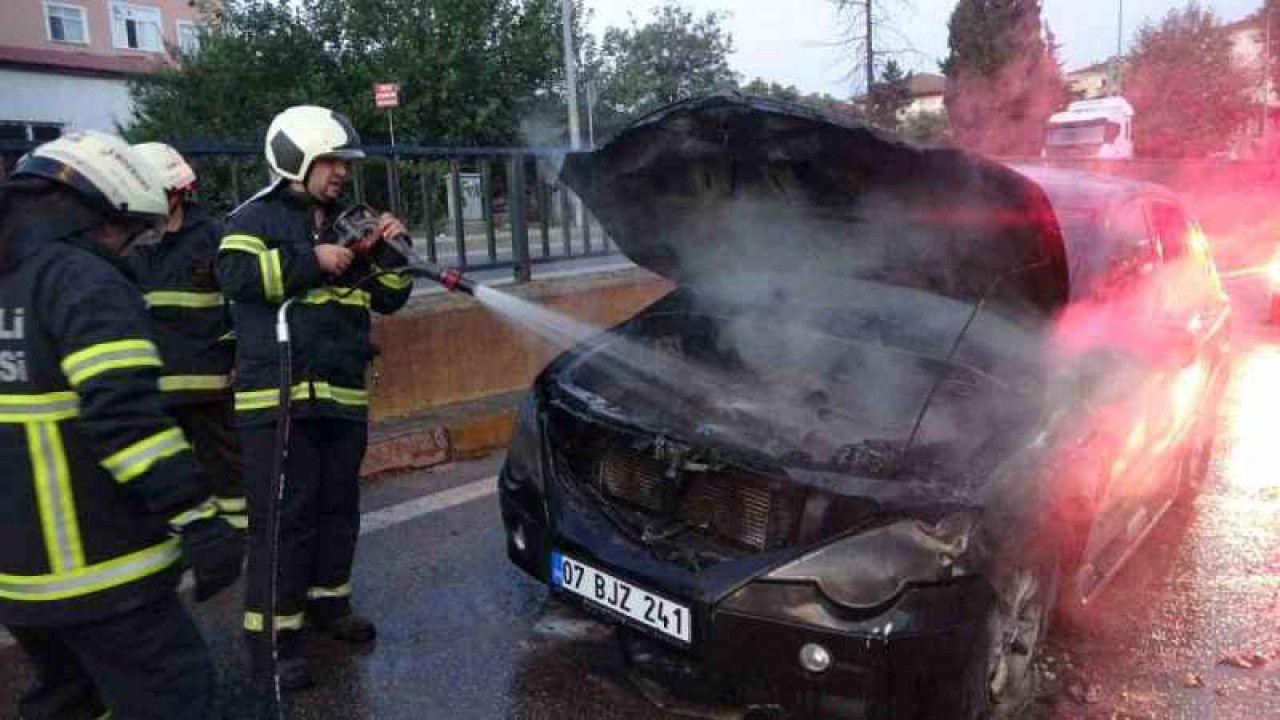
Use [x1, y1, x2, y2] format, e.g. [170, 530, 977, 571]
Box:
[560, 93, 1070, 320]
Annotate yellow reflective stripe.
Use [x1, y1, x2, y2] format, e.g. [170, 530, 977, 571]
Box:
[159, 375, 230, 392]
[101, 428, 189, 484]
[244, 611, 305, 632]
[0, 392, 79, 423]
[214, 496, 246, 514]
[259, 249, 284, 302]
[168, 499, 218, 530]
[328, 386, 368, 406]
[28, 421, 83, 573]
[144, 291, 225, 309]
[219, 234, 268, 254]
[61, 340, 162, 387]
[224, 515, 249, 530]
[299, 287, 371, 308]
[0, 539, 180, 601]
[376, 272, 412, 291]
[235, 383, 369, 411]
[306, 583, 352, 600]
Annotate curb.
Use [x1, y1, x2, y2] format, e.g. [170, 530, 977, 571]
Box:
[360, 393, 522, 480]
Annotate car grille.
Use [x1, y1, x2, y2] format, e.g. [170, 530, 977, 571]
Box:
[596, 445, 801, 552]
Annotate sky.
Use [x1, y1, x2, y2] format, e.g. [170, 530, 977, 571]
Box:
[585, 0, 1263, 98]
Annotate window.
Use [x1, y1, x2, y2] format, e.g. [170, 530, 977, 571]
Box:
[176, 21, 200, 54]
[111, 3, 164, 52]
[45, 3, 89, 45]
[0, 121, 64, 142]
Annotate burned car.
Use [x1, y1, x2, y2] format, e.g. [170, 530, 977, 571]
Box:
[499, 94, 1231, 719]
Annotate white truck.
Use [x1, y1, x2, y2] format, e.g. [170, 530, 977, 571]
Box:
[1044, 97, 1134, 159]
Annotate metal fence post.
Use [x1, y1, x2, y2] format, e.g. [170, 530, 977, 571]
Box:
[449, 159, 467, 268]
[560, 183, 573, 256]
[481, 158, 497, 262]
[509, 157, 530, 283]
[582, 207, 593, 254]
[537, 176, 551, 257]
[352, 164, 365, 205]
[419, 160, 437, 264]
[385, 155, 400, 216]
[229, 157, 242, 206]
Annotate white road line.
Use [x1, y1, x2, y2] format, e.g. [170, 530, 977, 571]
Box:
[0, 475, 500, 649]
[360, 476, 498, 536]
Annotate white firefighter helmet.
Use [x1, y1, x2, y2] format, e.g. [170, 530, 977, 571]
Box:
[264, 105, 365, 182]
[132, 142, 197, 192]
[13, 130, 168, 225]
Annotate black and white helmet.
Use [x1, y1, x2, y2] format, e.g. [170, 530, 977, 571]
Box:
[14, 130, 168, 225]
[264, 105, 365, 182]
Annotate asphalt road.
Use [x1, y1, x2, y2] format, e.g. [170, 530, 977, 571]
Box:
[1, 278, 1278, 720]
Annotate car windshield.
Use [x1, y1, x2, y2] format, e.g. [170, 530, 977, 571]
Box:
[1047, 120, 1114, 146]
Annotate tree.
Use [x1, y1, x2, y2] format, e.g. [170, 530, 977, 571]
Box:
[901, 109, 949, 145]
[867, 59, 912, 129]
[831, 0, 910, 92]
[589, 3, 739, 136]
[942, 0, 1067, 155]
[127, 0, 568, 147]
[740, 78, 865, 123]
[1126, 3, 1252, 158]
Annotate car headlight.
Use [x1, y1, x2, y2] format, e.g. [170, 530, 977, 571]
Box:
[502, 391, 544, 492]
[763, 511, 980, 611]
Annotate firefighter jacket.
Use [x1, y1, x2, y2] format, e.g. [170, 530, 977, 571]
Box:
[217, 187, 413, 428]
[128, 202, 235, 406]
[0, 222, 217, 627]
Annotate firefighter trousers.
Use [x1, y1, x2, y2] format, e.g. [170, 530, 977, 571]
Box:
[173, 400, 246, 530]
[241, 418, 367, 662]
[6, 594, 215, 720]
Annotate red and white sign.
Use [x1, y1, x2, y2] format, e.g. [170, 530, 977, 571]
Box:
[374, 83, 400, 109]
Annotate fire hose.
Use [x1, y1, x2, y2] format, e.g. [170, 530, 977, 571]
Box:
[259, 205, 472, 719]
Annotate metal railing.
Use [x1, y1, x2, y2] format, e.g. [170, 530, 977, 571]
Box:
[0, 141, 622, 283]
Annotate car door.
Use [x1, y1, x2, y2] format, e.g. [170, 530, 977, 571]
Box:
[1073, 198, 1176, 601]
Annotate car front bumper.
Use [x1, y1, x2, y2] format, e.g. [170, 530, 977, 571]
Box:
[499, 463, 997, 720]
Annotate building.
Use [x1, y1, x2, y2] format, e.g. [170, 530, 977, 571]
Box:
[1064, 59, 1119, 100]
[1223, 14, 1279, 139]
[0, 1, 207, 141]
[900, 73, 946, 119]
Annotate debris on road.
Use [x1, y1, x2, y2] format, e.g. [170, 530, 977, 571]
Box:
[1180, 672, 1205, 689]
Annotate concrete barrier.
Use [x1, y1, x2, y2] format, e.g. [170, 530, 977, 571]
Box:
[360, 267, 672, 475]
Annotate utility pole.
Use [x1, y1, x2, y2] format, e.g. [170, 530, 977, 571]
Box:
[560, 0, 585, 233]
[1110, 0, 1124, 95]
[1265, 7, 1273, 140]
[865, 0, 874, 93]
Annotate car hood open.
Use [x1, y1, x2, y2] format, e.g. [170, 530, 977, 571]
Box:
[559, 93, 1071, 321]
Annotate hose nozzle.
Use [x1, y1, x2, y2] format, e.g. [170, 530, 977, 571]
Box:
[413, 264, 476, 295]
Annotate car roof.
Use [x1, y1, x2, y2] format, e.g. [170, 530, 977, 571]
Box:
[1007, 164, 1183, 299]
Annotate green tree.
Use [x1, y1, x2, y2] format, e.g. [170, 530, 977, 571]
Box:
[590, 3, 740, 136]
[740, 79, 865, 123]
[127, 0, 567, 147]
[1125, 3, 1252, 158]
[942, 0, 1067, 155]
[867, 59, 912, 129]
[900, 109, 949, 145]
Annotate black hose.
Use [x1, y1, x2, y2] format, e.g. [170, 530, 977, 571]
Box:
[260, 299, 296, 720]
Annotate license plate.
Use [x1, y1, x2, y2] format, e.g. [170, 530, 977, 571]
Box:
[551, 551, 692, 644]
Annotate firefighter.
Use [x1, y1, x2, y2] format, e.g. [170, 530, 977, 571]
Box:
[0, 131, 243, 720]
[130, 142, 246, 532]
[217, 105, 413, 690]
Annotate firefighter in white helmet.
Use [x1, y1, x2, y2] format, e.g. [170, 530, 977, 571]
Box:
[130, 142, 245, 533]
[217, 106, 413, 690]
[0, 131, 242, 719]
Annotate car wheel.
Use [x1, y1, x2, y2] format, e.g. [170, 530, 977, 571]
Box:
[960, 551, 1059, 720]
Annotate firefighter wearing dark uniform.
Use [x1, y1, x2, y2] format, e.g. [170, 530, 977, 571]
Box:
[129, 142, 246, 532]
[0, 132, 242, 720]
[217, 106, 412, 690]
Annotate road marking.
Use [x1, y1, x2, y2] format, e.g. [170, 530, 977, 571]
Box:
[0, 475, 500, 649]
[360, 476, 498, 536]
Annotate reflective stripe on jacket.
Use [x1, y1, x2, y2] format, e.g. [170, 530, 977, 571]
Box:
[128, 203, 234, 406]
[0, 228, 210, 626]
[217, 187, 412, 427]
